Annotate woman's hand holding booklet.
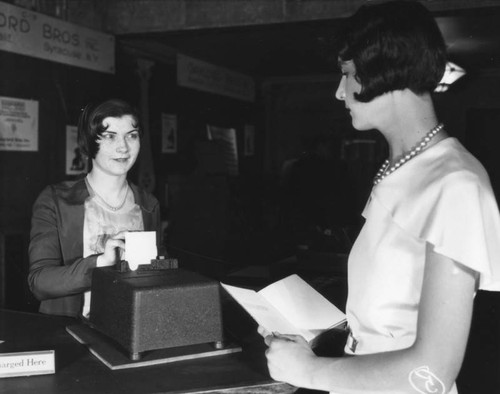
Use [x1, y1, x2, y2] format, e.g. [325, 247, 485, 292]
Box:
[220, 274, 346, 343]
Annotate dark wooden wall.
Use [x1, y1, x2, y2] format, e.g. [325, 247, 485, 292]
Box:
[0, 49, 116, 311]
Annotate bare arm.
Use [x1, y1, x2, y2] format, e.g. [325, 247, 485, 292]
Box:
[263, 244, 478, 393]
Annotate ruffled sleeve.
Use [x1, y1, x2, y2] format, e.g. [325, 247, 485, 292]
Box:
[372, 138, 500, 291]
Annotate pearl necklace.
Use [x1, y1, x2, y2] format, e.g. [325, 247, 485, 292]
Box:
[373, 123, 444, 186]
[86, 177, 130, 212]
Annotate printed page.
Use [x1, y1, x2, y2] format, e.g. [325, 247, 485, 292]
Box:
[220, 283, 311, 339]
[258, 274, 346, 330]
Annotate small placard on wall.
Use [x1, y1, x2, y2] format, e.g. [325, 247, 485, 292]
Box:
[0, 350, 55, 378]
[162, 113, 177, 154]
[66, 125, 88, 175]
[0, 96, 39, 151]
[244, 124, 255, 156]
[207, 125, 239, 176]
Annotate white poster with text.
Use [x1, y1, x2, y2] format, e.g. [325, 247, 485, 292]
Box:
[0, 96, 38, 151]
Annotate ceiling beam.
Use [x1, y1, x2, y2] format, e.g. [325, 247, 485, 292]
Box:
[102, 0, 500, 35]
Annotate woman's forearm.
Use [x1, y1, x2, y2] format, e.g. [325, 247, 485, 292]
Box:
[304, 347, 437, 394]
[28, 255, 97, 300]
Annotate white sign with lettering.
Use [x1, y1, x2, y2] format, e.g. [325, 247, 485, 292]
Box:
[0, 2, 114, 73]
[177, 54, 255, 102]
[0, 350, 55, 378]
[0, 96, 38, 151]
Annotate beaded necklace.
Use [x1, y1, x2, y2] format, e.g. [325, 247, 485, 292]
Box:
[373, 123, 444, 186]
[86, 176, 130, 212]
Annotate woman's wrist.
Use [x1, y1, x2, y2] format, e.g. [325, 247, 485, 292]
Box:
[301, 353, 322, 389]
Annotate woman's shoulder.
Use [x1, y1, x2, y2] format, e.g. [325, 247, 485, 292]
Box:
[37, 177, 89, 204]
[51, 177, 86, 191]
[427, 138, 491, 190]
[129, 182, 159, 212]
[372, 138, 495, 217]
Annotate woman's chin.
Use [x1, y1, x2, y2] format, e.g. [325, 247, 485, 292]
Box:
[350, 118, 373, 132]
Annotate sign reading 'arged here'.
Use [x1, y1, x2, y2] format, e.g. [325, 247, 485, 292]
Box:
[0, 2, 114, 74]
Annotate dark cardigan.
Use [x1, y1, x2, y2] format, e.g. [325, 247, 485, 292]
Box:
[28, 177, 161, 317]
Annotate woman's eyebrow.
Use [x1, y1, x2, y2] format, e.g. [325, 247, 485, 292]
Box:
[102, 129, 139, 133]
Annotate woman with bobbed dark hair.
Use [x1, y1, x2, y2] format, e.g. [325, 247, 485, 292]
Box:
[337, 0, 447, 103]
[260, 2, 500, 393]
[28, 98, 161, 318]
[77, 98, 142, 159]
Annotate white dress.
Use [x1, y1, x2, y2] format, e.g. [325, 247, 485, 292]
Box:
[342, 138, 500, 394]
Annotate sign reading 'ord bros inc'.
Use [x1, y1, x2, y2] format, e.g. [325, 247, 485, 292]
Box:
[0, 2, 114, 74]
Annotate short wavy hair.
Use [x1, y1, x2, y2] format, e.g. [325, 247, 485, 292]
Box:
[77, 98, 141, 159]
[336, 0, 447, 102]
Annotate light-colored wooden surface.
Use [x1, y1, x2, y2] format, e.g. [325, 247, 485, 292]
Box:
[192, 382, 298, 393]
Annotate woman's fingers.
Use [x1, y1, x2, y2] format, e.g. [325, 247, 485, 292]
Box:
[99, 237, 125, 266]
[258, 325, 271, 338]
[112, 230, 128, 241]
[106, 238, 125, 251]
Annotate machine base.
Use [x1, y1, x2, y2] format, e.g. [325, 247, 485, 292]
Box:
[66, 324, 242, 370]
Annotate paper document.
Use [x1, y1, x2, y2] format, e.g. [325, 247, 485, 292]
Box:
[124, 231, 157, 270]
[221, 274, 346, 343]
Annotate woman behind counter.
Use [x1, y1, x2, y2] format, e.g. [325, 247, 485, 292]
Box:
[28, 99, 161, 318]
[260, 1, 500, 394]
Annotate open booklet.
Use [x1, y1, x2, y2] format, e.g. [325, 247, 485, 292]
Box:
[221, 274, 346, 343]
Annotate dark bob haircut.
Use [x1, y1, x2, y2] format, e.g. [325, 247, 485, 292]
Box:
[77, 98, 140, 159]
[336, 0, 447, 102]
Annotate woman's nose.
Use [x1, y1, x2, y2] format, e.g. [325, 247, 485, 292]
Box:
[335, 76, 346, 101]
[116, 136, 129, 152]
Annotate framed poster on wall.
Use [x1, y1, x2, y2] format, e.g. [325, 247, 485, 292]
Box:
[0, 96, 39, 151]
[162, 113, 177, 154]
[207, 125, 238, 176]
[66, 125, 87, 175]
[244, 124, 255, 156]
